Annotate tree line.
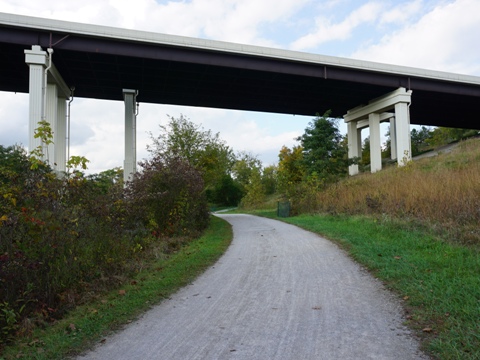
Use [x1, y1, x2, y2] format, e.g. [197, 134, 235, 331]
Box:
[143, 113, 355, 210]
[157, 113, 479, 212]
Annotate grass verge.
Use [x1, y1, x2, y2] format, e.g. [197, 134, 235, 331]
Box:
[1, 216, 232, 360]
[252, 209, 479, 360]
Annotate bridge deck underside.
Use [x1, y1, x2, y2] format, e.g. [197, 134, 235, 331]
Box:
[1, 26, 479, 130]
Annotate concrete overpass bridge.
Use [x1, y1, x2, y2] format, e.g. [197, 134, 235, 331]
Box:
[1, 12, 480, 180]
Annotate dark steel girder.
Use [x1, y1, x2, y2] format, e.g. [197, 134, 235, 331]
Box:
[1, 22, 480, 130]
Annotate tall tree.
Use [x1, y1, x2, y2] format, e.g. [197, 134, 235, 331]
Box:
[261, 165, 278, 195]
[297, 111, 351, 184]
[231, 152, 265, 207]
[277, 145, 304, 194]
[426, 127, 478, 147]
[382, 127, 392, 159]
[148, 114, 235, 199]
[211, 174, 243, 206]
[231, 151, 262, 192]
[411, 126, 432, 156]
[361, 136, 371, 166]
[240, 168, 265, 209]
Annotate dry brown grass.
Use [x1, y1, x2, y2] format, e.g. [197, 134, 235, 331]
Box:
[310, 138, 480, 246]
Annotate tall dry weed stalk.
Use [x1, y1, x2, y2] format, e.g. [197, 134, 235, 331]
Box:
[313, 139, 480, 245]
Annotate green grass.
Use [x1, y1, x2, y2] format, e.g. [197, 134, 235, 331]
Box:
[1, 216, 232, 360]
[250, 210, 479, 360]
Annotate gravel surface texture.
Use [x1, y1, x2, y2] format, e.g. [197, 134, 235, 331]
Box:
[77, 214, 429, 360]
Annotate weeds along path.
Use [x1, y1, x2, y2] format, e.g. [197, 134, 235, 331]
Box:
[77, 214, 428, 360]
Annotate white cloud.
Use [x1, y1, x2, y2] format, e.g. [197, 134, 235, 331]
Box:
[141, 107, 308, 167]
[1, 0, 307, 47]
[0, 0, 121, 26]
[351, 0, 480, 75]
[133, 0, 310, 46]
[290, 1, 384, 51]
[222, 120, 300, 153]
[0, 92, 29, 147]
[379, 0, 423, 25]
[206, 0, 308, 45]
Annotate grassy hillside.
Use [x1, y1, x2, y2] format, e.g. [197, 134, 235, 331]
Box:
[304, 137, 480, 247]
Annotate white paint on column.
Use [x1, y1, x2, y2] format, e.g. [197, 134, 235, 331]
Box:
[369, 113, 382, 173]
[25, 45, 69, 173]
[123, 89, 138, 183]
[347, 121, 359, 176]
[25, 45, 47, 154]
[394, 102, 412, 166]
[390, 117, 397, 160]
[45, 83, 57, 166]
[56, 95, 67, 172]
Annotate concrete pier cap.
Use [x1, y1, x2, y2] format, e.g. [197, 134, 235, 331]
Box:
[344, 87, 412, 175]
[25, 45, 70, 172]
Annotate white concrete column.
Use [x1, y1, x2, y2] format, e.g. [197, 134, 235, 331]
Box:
[356, 127, 362, 162]
[45, 83, 58, 166]
[42, 81, 68, 172]
[25, 45, 69, 172]
[347, 121, 359, 175]
[25, 45, 47, 156]
[55, 95, 67, 172]
[369, 113, 382, 173]
[394, 102, 411, 166]
[344, 88, 412, 175]
[390, 117, 397, 160]
[123, 89, 138, 183]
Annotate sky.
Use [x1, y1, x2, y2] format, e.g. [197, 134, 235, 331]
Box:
[1, 0, 480, 174]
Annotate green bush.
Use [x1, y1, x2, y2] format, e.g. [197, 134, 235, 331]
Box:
[0, 145, 136, 341]
[209, 174, 243, 207]
[125, 155, 209, 237]
[0, 116, 217, 346]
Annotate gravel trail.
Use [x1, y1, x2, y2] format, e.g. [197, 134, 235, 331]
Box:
[77, 214, 428, 360]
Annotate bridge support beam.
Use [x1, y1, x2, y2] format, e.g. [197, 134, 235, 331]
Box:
[347, 121, 361, 175]
[394, 102, 412, 165]
[369, 113, 382, 173]
[390, 117, 397, 160]
[344, 87, 412, 175]
[123, 89, 138, 183]
[25, 45, 70, 172]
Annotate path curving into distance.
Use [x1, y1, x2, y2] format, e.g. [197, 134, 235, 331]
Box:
[77, 214, 429, 360]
